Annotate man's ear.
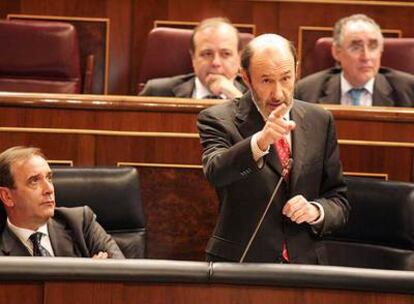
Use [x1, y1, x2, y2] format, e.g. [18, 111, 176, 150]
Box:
[331, 43, 341, 63]
[0, 187, 14, 208]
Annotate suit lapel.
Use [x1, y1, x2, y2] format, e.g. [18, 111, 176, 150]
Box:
[290, 102, 308, 192]
[320, 73, 341, 104]
[48, 217, 77, 257]
[172, 77, 195, 98]
[0, 226, 30, 256]
[372, 73, 394, 106]
[235, 93, 282, 175]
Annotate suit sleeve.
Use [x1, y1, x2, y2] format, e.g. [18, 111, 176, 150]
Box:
[139, 80, 155, 96]
[82, 206, 125, 259]
[197, 108, 261, 188]
[314, 113, 350, 235]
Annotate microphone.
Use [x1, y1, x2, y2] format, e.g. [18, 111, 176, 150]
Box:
[239, 158, 293, 263]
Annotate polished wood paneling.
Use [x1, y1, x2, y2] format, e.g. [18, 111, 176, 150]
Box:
[2, 281, 412, 304]
[125, 284, 414, 304]
[44, 282, 124, 304]
[0, 133, 96, 166]
[0, 283, 43, 304]
[0, 1, 20, 18]
[339, 144, 413, 182]
[95, 136, 201, 165]
[137, 167, 218, 260]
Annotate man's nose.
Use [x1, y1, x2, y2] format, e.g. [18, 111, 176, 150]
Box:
[360, 45, 370, 60]
[43, 179, 54, 194]
[271, 83, 284, 101]
[211, 53, 222, 66]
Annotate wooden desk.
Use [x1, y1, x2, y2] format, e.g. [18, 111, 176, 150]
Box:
[1, 258, 414, 304]
[0, 92, 413, 260]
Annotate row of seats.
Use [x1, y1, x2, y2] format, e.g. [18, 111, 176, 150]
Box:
[0, 19, 92, 94]
[2, 166, 411, 270]
[1, 19, 414, 95]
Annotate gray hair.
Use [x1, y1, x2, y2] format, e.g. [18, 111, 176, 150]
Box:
[333, 14, 383, 47]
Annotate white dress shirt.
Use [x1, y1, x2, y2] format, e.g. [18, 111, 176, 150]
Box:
[7, 218, 55, 256]
[192, 77, 225, 99]
[340, 73, 374, 106]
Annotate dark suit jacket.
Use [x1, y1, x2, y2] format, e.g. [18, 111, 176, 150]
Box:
[139, 73, 247, 98]
[197, 93, 350, 263]
[0, 206, 124, 258]
[294, 67, 414, 107]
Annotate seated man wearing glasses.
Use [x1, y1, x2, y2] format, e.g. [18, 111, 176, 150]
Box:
[295, 14, 414, 107]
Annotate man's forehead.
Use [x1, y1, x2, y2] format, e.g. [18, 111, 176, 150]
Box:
[198, 45, 235, 52]
[252, 47, 294, 68]
[11, 155, 50, 177]
[343, 20, 380, 39]
[195, 25, 237, 44]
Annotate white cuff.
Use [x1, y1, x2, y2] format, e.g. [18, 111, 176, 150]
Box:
[308, 201, 325, 226]
[251, 132, 269, 163]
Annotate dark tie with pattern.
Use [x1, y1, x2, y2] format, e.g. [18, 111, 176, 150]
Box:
[274, 137, 291, 262]
[29, 232, 52, 257]
[275, 137, 291, 180]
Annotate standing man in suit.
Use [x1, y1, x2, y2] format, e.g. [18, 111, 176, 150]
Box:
[140, 17, 246, 99]
[0, 146, 124, 258]
[295, 14, 414, 107]
[198, 34, 350, 263]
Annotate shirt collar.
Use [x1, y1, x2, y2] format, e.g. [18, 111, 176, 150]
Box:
[193, 77, 211, 99]
[341, 73, 374, 95]
[7, 218, 49, 244]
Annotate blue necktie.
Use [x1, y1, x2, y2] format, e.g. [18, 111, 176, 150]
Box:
[29, 232, 52, 257]
[348, 88, 365, 106]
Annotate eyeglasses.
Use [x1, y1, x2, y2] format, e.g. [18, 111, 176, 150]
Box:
[344, 41, 383, 54]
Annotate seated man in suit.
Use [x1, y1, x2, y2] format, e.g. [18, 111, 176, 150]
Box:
[140, 17, 246, 99]
[198, 33, 350, 263]
[0, 146, 124, 258]
[295, 14, 414, 107]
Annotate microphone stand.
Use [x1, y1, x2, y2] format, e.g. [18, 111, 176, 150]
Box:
[239, 158, 293, 263]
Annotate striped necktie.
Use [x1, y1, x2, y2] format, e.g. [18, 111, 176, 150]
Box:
[29, 232, 52, 257]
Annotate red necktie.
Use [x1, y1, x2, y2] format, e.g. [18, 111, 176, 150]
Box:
[275, 137, 291, 178]
[274, 137, 291, 262]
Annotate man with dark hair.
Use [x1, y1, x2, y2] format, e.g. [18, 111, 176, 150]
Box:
[140, 17, 246, 99]
[198, 34, 350, 263]
[0, 146, 124, 258]
[295, 14, 414, 107]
